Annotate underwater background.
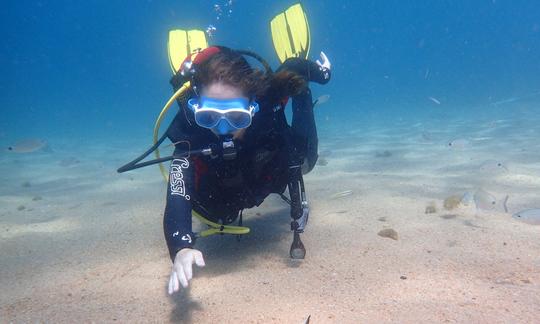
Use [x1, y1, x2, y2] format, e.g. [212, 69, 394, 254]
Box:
[2, 1, 540, 323]
[3, 0, 540, 140]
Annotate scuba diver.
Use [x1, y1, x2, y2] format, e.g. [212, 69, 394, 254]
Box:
[117, 4, 331, 295]
[165, 47, 330, 294]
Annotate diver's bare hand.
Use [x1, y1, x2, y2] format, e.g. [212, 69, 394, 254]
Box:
[168, 248, 205, 294]
[316, 51, 331, 71]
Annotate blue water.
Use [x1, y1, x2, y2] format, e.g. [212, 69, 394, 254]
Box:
[2, 0, 539, 141]
[2, 1, 540, 322]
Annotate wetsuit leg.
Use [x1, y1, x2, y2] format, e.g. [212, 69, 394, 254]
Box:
[291, 87, 318, 174]
[277, 57, 327, 175]
[287, 164, 303, 223]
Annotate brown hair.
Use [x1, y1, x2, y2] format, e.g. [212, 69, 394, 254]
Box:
[270, 70, 307, 99]
[194, 50, 267, 98]
[194, 49, 307, 101]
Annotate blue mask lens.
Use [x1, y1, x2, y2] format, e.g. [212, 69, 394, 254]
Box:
[187, 97, 259, 133]
[213, 119, 238, 135]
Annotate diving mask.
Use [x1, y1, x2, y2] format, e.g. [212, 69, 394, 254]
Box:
[187, 96, 259, 135]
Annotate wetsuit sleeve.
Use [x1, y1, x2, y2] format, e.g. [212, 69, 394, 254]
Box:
[163, 153, 196, 261]
[276, 57, 331, 85]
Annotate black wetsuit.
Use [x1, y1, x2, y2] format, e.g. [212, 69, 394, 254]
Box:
[163, 57, 331, 260]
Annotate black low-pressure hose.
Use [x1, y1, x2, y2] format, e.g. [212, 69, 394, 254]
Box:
[117, 132, 170, 173]
[235, 49, 274, 76]
[117, 137, 216, 174]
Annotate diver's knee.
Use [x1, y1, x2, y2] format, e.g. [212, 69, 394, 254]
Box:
[301, 155, 318, 175]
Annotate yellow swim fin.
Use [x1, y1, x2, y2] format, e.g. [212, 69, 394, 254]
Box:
[155, 29, 208, 180]
[270, 3, 311, 63]
[167, 29, 209, 74]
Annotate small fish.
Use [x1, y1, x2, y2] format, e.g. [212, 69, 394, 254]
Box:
[330, 190, 353, 199]
[421, 132, 434, 142]
[428, 96, 441, 105]
[474, 189, 497, 211]
[314, 94, 330, 106]
[448, 138, 470, 149]
[472, 137, 492, 141]
[512, 209, 540, 225]
[491, 97, 518, 106]
[462, 220, 482, 228]
[479, 160, 508, 173]
[424, 68, 430, 79]
[375, 150, 392, 158]
[7, 138, 48, 153]
[59, 157, 80, 167]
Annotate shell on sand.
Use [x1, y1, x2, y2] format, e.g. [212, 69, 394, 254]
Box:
[425, 202, 437, 214]
[444, 195, 462, 210]
[7, 138, 48, 153]
[378, 228, 398, 240]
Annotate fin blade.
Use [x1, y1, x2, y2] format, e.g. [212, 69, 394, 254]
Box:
[187, 29, 208, 55]
[286, 3, 310, 59]
[271, 12, 293, 63]
[271, 3, 310, 63]
[168, 29, 188, 73]
[167, 29, 208, 74]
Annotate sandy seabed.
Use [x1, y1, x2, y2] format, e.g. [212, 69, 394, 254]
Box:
[1, 114, 540, 323]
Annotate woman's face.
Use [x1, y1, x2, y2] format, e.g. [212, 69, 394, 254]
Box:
[201, 82, 246, 100]
[201, 82, 249, 139]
